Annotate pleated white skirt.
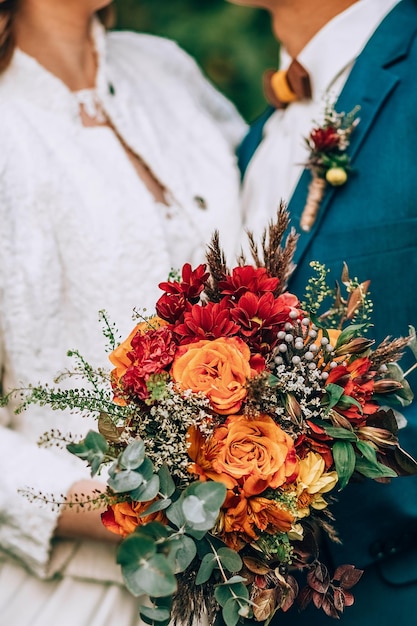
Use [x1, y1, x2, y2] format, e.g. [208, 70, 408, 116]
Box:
[0, 556, 143, 626]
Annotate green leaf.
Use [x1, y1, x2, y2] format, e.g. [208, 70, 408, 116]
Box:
[139, 605, 171, 624]
[333, 440, 356, 490]
[165, 499, 186, 530]
[67, 430, 108, 476]
[355, 457, 397, 479]
[324, 384, 345, 411]
[139, 498, 172, 517]
[356, 440, 378, 465]
[334, 324, 366, 349]
[215, 582, 248, 608]
[337, 394, 363, 412]
[117, 533, 156, 566]
[185, 481, 227, 514]
[182, 495, 206, 524]
[381, 363, 414, 407]
[135, 522, 169, 542]
[122, 554, 177, 597]
[108, 468, 144, 493]
[222, 598, 241, 626]
[322, 426, 357, 441]
[195, 553, 217, 585]
[217, 547, 243, 573]
[130, 474, 160, 502]
[165, 534, 197, 574]
[158, 465, 176, 498]
[120, 440, 146, 470]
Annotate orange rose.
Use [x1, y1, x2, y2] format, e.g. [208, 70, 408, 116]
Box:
[218, 491, 294, 550]
[101, 500, 167, 538]
[171, 336, 256, 414]
[188, 414, 298, 497]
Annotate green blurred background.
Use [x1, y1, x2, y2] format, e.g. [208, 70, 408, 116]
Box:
[113, 0, 278, 122]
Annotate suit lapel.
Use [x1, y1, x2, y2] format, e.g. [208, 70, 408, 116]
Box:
[289, 0, 417, 270]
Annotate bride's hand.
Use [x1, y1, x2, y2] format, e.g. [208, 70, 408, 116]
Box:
[55, 479, 120, 543]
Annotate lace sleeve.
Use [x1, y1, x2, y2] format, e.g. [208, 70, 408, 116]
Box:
[108, 31, 248, 149]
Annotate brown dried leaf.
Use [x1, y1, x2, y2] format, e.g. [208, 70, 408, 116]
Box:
[338, 566, 363, 590]
[333, 587, 345, 613]
[297, 586, 313, 611]
[98, 412, 121, 443]
[252, 589, 277, 622]
[322, 596, 340, 619]
[242, 556, 271, 576]
[307, 563, 330, 593]
[281, 575, 299, 613]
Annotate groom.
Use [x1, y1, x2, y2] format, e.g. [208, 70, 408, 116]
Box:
[231, 0, 417, 624]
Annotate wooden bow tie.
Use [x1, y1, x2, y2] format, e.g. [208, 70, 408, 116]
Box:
[264, 59, 312, 109]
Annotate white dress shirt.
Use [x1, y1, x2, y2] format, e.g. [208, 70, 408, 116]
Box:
[242, 0, 401, 238]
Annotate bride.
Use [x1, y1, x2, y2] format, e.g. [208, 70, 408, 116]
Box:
[0, 1, 245, 624]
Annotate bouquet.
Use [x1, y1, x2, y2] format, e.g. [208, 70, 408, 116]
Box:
[13, 207, 417, 626]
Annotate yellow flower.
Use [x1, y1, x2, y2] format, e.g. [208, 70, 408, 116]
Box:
[295, 452, 338, 517]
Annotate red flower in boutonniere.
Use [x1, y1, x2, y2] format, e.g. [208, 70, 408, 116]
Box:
[300, 102, 360, 232]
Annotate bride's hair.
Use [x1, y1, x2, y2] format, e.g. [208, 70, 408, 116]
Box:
[0, 2, 115, 74]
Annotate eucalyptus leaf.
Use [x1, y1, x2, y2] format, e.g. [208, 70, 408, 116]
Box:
[166, 499, 186, 530]
[215, 582, 248, 607]
[130, 474, 160, 502]
[195, 553, 217, 585]
[184, 481, 227, 514]
[67, 430, 108, 476]
[120, 439, 146, 470]
[217, 547, 243, 573]
[333, 440, 356, 490]
[165, 534, 197, 574]
[139, 605, 171, 624]
[135, 554, 177, 597]
[222, 598, 241, 626]
[158, 464, 176, 498]
[122, 554, 177, 598]
[182, 495, 206, 524]
[139, 498, 172, 518]
[117, 533, 156, 566]
[108, 468, 144, 493]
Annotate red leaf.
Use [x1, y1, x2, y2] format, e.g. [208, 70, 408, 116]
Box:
[307, 563, 330, 593]
[333, 587, 345, 613]
[297, 586, 313, 611]
[343, 590, 355, 607]
[339, 567, 363, 589]
[312, 591, 324, 609]
[322, 596, 340, 619]
[281, 576, 299, 613]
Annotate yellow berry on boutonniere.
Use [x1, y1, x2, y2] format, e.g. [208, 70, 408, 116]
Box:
[326, 167, 348, 186]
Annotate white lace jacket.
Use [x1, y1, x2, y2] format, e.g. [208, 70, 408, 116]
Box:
[0, 22, 246, 580]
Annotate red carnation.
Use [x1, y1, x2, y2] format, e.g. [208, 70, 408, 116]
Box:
[121, 326, 177, 401]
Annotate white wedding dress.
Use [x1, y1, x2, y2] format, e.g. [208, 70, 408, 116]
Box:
[0, 20, 245, 626]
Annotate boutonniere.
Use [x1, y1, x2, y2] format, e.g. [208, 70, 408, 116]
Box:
[300, 101, 360, 232]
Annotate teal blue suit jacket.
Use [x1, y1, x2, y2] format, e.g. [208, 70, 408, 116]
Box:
[239, 1, 417, 622]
